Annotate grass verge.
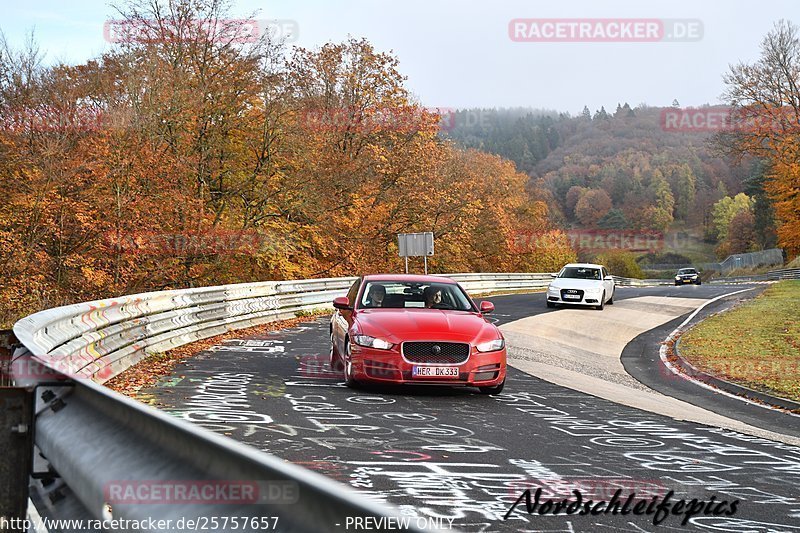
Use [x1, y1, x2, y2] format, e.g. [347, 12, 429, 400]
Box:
[679, 280, 800, 402]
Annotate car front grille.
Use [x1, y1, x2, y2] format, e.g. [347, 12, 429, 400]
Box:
[403, 342, 470, 364]
[560, 288, 585, 300]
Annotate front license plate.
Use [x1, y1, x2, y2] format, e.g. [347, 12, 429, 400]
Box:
[413, 366, 459, 378]
[563, 294, 581, 300]
[683, 279, 692, 283]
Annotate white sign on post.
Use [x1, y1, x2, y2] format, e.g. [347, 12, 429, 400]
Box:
[397, 232, 434, 274]
[398, 232, 434, 257]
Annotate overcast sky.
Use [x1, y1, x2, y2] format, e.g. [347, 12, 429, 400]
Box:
[2, 0, 798, 114]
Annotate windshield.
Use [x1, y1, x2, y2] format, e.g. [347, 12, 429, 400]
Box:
[678, 269, 698, 275]
[358, 281, 475, 311]
[558, 267, 602, 280]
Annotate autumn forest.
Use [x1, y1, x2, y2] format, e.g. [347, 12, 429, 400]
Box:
[0, 1, 797, 327]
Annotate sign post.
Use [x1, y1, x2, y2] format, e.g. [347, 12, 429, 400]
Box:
[397, 232, 434, 274]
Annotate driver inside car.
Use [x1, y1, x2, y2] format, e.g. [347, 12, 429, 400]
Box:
[424, 286, 444, 308]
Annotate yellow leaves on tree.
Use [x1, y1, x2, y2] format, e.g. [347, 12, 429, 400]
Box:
[721, 20, 800, 258]
[0, 1, 571, 326]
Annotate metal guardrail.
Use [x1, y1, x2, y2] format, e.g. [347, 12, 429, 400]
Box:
[718, 248, 784, 273]
[640, 248, 785, 274]
[9, 272, 570, 532]
[709, 267, 800, 284]
[26, 365, 421, 532]
[443, 272, 554, 293]
[7, 270, 759, 530]
[13, 277, 357, 385]
[641, 262, 721, 272]
[612, 276, 671, 287]
[9, 273, 662, 387]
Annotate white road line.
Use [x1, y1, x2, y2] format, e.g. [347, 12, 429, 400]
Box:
[659, 287, 800, 417]
[27, 498, 49, 533]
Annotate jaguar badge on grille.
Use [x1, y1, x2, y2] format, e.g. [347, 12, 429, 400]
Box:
[432, 345, 442, 355]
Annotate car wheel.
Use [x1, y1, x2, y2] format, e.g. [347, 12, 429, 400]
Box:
[595, 292, 605, 311]
[478, 379, 505, 395]
[343, 339, 358, 388]
[546, 300, 555, 308]
[330, 331, 343, 371]
[696, 280, 702, 285]
[608, 290, 614, 305]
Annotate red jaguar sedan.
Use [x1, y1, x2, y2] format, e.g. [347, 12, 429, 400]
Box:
[329, 274, 506, 394]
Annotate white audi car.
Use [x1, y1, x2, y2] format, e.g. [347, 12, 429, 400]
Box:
[546, 263, 616, 310]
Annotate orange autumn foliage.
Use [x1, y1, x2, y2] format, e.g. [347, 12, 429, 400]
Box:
[0, 2, 574, 326]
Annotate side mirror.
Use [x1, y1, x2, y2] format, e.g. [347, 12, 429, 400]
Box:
[480, 301, 495, 314]
[333, 296, 351, 310]
[604, 276, 614, 281]
[550, 273, 558, 278]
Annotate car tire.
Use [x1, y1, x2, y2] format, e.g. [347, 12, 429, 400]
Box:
[595, 292, 605, 311]
[330, 331, 343, 371]
[675, 282, 680, 286]
[343, 338, 359, 388]
[546, 301, 555, 308]
[608, 290, 614, 305]
[696, 280, 702, 285]
[478, 379, 505, 395]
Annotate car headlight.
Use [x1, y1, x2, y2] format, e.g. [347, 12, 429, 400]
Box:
[353, 335, 393, 350]
[675, 276, 681, 280]
[476, 339, 505, 352]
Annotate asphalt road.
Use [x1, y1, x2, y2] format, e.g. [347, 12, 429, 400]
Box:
[483, 284, 764, 327]
[139, 285, 800, 532]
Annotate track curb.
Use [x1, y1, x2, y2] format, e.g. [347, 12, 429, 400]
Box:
[670, 335, 800, 412]
[660, 289, 800, 414]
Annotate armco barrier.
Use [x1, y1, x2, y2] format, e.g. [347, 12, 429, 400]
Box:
[9, 272, 568, 532]
[13, 277, 356, 384]
[7, 270, 756, 530]
[612, 276, 671, 287]
[12, 273, 556, 385]
[709, 267, 800, 284]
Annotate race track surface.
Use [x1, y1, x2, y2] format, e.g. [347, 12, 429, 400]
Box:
[138, 286, 800, 532]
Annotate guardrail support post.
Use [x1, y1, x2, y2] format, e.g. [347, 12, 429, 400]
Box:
[0, 386, 34, 530]
[0, 329, 34, 530]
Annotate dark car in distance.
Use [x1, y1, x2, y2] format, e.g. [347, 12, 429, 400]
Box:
[675, 268, 701, 285]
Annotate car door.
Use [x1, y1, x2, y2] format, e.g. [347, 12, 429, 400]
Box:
[334, 278, 361, 354]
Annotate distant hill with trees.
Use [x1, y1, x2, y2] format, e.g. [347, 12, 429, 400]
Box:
[444, 103, 780, 263]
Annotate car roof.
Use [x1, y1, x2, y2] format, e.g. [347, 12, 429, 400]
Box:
[562, 263, 604, 269]
[363, 274, 457, 284]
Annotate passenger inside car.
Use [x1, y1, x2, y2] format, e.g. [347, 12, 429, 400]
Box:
[364, 284, 386, 307]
